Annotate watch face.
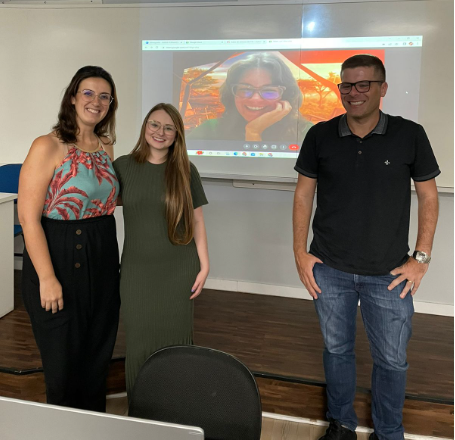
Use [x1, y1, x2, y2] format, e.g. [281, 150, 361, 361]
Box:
[414, 251, 430, 263]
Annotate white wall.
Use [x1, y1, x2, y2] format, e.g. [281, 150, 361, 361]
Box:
[202, 183, 454, 314]
[6, 0, 454, 316]
[110, 182, 454, 316]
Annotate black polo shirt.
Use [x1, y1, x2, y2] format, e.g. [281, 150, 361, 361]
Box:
[295, 112, 440, 275]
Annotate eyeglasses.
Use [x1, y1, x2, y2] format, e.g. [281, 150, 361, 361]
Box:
[77, 89, 114, 106]
[147, 120, 177, 136]
[231, 85, 286, 100]
[337, 80, 384, 95]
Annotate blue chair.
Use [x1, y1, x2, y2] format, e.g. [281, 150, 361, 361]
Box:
[0, 164, 24, 256]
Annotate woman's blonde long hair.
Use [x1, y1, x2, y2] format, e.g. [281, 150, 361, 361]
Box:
[131, 103, 194, 245]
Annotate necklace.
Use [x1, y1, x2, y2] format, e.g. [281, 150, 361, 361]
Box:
[70, 137, 101, 153]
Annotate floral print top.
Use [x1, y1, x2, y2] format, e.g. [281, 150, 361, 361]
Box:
[43, 144, 119, 220]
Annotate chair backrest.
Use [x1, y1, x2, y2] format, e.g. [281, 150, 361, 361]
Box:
[0, 164, 22, 194]
[129, 345, 262, 440]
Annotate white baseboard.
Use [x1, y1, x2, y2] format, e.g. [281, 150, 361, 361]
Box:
[205, 278, 454, 317]
[412, 300, 454, 316]
[106, 392, 127, 399]
[12, 264, 453, 317]
[262, 412, 451, 440]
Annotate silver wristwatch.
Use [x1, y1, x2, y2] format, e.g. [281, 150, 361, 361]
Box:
[412, 250, 431, 264]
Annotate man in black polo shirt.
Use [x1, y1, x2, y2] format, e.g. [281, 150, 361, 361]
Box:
[293, 54, 439, 440]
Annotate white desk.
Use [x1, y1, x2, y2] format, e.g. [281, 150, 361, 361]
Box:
[0, 192, 16, 318]
[0, 397, 204, 440]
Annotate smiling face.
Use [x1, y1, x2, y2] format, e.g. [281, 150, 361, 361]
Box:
[71, 77, 112, 128]
[340, 66, 388, 123]
[144, 109, 177, 157]
[234, 68, 281, 122]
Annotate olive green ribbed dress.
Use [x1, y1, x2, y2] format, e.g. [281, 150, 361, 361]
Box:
[113, 155, 208, 396]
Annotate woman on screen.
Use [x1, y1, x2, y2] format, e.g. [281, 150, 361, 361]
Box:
[18, 66, 120, 412]
[187, 52, 312, 143]
[113, 103, 209, 398]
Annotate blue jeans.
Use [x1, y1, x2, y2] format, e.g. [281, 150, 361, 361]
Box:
[313, 263, 414, 440]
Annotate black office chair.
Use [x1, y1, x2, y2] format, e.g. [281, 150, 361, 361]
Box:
[129, 345, 262, 440]
[0, 164, 24, 256]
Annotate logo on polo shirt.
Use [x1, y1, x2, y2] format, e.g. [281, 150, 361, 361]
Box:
[385, 160, 390, 165]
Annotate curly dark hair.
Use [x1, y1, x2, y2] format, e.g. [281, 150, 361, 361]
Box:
[53, 66, 118, 144]
[212, 52, 311, 142]
[220, 52, 303, 118]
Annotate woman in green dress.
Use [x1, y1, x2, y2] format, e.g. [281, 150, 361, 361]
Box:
[113, 103, 209, 397]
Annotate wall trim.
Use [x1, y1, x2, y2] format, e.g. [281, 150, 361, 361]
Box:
[262, 412, 451, 440]
[205, 278, 454, 317]
[13, 264, 453, 317]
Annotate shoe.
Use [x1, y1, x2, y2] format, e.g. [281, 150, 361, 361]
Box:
[369, 433, 379, 440]
[319, 420, 357, 440]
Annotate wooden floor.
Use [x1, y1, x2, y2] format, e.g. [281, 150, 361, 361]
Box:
[195, 290, 453, 402]
[1, 271, 453, 437]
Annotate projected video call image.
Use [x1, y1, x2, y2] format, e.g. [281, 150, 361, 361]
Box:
[179, 49, 384, 147]
[181, 51, 313, 146]
[142, 38, 422, 159]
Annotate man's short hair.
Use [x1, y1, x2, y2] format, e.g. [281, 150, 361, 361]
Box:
[341, 55, 386, 81]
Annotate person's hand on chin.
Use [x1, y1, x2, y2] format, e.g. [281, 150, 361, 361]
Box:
[245, 100, 292, 141]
